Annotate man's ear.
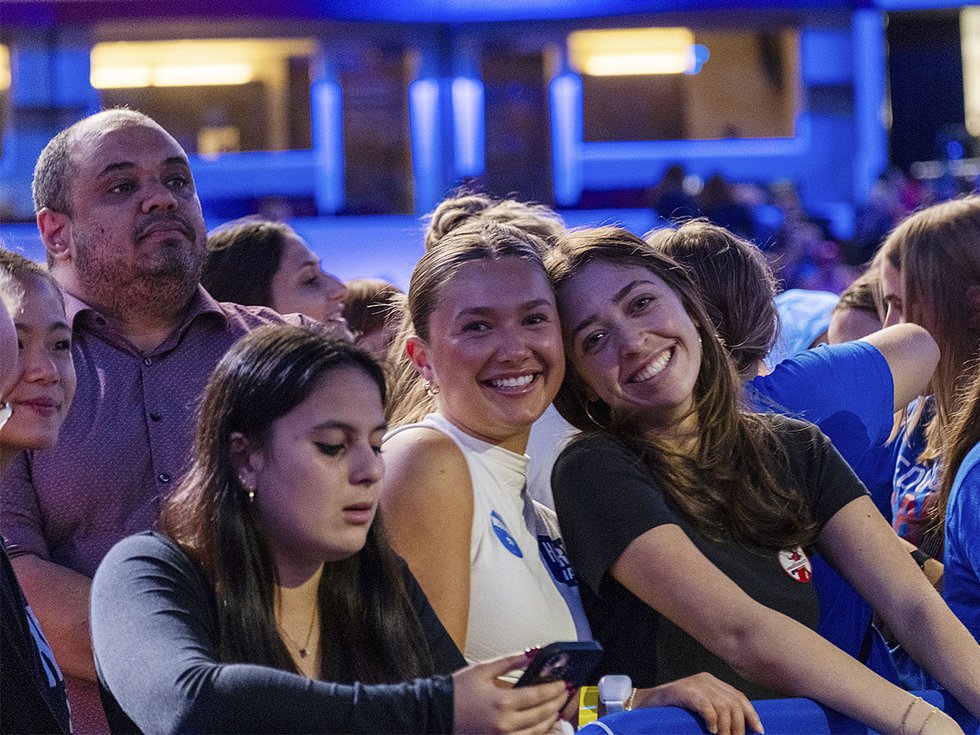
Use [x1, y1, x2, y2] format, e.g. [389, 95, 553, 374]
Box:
[37, 209, 71, 263]
[229, 431, 264, 489]
[405, 335, 434, 384]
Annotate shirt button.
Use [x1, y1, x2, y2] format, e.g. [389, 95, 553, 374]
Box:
[95, 316, 106, 326]
[149, 412, 162, 422]
[143, 357, 153, 366]
[158, 473, 171, 483]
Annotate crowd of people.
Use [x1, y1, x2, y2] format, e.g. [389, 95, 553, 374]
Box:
[650, 164, 980, 296]
[1, 107, 980, 735]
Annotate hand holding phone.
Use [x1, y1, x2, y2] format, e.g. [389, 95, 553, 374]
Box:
[513, 641, 603, 688]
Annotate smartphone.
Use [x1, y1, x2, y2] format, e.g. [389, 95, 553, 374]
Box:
[514, 641, 603, 688]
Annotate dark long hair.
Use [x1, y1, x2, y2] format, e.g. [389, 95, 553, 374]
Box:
[161, 324, 436, 682]
[202, 218, 293, 307]
[546, 227, 817, 549]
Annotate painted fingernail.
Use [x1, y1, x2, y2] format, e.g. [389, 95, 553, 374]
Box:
[524, 646, 541, 659]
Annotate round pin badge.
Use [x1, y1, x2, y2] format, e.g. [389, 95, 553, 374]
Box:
[491, 510, 523, 558]
[777, 547, 812, 583]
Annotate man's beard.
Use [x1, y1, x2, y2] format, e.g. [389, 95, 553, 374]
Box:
[72, 226, 206, 322]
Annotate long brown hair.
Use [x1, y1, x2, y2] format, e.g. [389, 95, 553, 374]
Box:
[878, 195, 980, 463]
[387, 220, 551, 426]
[645, 220, 779, 377]
[546, 227, 817, 549]
[161, 325, 436, 682]
[936, 365, 980, 530]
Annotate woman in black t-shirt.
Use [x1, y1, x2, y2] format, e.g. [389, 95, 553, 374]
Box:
[544, 226, 980, 735]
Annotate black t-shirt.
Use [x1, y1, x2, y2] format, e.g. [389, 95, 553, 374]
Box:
[91, 532, 464, 734]
[1, 538, 71, 734]
[552, 415, 868, 700]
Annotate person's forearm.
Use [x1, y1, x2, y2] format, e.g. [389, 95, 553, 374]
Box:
[11, 554, 96, 681]
[884, 591, 980, 716]
[726, 612, 950, 733]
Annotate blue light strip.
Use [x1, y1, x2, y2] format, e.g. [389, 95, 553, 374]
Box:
[852, 9, 888, 205]
[310, 77, 344, 213]
[686, 44, 710, 75]
[409, 77, 442, 213]
[452, 76, 485, 177]
[550, 71, 584, 206]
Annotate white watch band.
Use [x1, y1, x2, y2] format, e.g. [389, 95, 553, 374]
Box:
[597, 674, 633, 714]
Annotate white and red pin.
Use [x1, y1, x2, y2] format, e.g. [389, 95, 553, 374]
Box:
[778, 547, 813, 583]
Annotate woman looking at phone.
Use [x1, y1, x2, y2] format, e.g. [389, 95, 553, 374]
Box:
[90, 325, 570, 734]
[544, 226, 980, 734]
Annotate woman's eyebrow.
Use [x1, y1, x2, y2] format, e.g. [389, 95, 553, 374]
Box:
[569, 279, 653, 338]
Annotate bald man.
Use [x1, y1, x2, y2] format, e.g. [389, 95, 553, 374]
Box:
[0, 109, 294, 732]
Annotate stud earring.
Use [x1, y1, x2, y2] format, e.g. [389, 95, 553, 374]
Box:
[424, 379, 440, 396]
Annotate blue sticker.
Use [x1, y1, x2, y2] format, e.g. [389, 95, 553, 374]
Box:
[539, 535, 579, 586]
[491, 510, 523, 558]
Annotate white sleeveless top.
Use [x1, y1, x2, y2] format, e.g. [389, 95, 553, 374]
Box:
[385, 413, 590, 664]
[526, 404, 579, 510]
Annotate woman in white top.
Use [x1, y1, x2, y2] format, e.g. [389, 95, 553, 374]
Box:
[384, 221, 584, 662]
[382, 219, 762, 735]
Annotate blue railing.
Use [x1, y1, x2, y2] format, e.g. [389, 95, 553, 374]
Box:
[581, 690, 978, 735]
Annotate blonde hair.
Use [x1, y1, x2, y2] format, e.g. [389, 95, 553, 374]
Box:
[423, 190, 566, 252]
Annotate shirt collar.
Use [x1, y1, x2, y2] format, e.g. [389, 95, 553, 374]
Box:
[64, 285, 229, 345]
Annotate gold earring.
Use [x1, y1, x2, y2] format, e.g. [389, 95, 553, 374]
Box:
[238, 475, 255, 503]
[583, 396, 604, 427]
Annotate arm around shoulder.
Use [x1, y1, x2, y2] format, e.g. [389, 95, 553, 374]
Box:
[381, 428, 474, 652]
[859, 324, 939, 411]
